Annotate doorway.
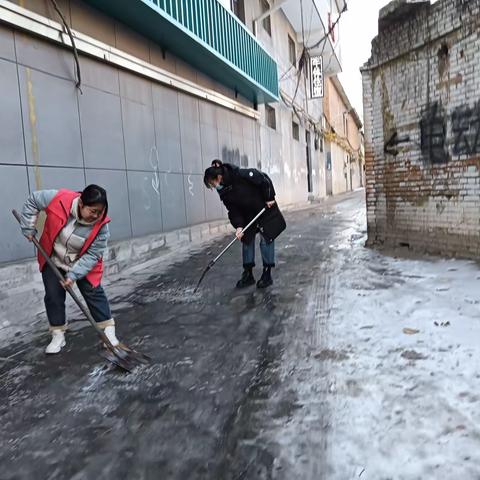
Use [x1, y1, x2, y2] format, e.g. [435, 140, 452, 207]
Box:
[305, 130, 312, 194]
[325, 148, 333, 196]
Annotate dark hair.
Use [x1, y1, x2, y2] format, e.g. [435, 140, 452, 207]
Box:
[80, 184, 108, 217]
[203, 159, 224, 188]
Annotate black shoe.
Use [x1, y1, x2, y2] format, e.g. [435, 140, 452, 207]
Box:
[236, 268, 255, 288]
[257, 267, 273, 289]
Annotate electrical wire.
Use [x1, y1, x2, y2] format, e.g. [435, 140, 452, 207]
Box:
[49, 0, 82, 92]
[288, 0, 348, 114]
[305, 2, 348, 51]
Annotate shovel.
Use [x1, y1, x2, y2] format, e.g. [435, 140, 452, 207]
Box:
[194, 208, 266, 293]
[12, 209, 150, 372]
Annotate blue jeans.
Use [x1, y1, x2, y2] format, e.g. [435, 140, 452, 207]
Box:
[42, 264, 112, 328]
[242, 234, 275, 268]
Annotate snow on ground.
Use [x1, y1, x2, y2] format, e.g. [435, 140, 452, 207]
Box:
[265, 197, 480, 479]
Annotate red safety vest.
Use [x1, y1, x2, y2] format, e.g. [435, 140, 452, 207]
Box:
[38, 189, 110, 287]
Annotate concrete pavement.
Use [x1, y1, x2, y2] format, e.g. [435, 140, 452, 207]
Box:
[1, 190, 480, 480]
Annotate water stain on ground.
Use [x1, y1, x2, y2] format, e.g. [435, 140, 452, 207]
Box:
[313, 349, 350, 362]
[401, 350, 429, 360]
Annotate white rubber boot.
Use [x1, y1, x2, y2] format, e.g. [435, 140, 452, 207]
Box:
[104, 325, 119, 347]
[45, 330, 66, 354]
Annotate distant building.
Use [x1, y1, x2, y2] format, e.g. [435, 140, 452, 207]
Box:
[324, 76, 364, 195]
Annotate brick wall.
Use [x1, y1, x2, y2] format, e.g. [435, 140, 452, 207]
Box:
[362, 0, 480, 258]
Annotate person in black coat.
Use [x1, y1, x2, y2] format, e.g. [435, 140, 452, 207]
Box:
[203, 160, 286, 289]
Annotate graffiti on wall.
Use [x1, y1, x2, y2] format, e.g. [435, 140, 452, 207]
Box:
[420, 102, 448, 164]
[187, 175, 194, 197]
[142, 145, 161, 210]
[451, 101, 480, 156]
[221, 146, 249, 167]
[420, 100, 480, 163]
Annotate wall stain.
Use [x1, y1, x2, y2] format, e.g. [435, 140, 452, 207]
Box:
[25, 67, 46, 233]
[380, 74, 399, 229]
[380, 74, 396, 146]
[437, 43, 450, 79]
[26, 67, 42, 191]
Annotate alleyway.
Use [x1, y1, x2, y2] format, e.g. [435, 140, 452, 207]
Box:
[1, 191, 480, 480]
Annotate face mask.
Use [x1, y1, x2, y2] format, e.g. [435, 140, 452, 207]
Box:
[215, 184, 224, 191]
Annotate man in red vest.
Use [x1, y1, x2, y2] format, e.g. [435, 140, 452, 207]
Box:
[20, 185, 119, 354]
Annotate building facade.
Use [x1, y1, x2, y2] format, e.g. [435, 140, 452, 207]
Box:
[0, 0, 356, 266]
[323, 75, 364, 195]
[239, 0, 345, 203]
[362, 0, 480, 258]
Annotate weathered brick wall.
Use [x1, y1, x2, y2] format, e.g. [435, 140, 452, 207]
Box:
[362, 0, 480, 258]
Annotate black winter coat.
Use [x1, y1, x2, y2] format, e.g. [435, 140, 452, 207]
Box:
[217, 164, 286, 244]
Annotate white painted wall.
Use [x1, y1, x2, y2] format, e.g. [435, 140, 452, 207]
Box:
[242, 1, 327, 205]
[218, 0, 231, 10]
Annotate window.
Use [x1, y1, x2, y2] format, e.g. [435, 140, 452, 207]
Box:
[266, 105, 276, 130]
[261, 0, 272, 36]
[322, 115, 327, 130]
[326, 152, 332, 171]
[230, 0, 245, 23]
[288, 35, 296, 66]
[292, 121, 300, 140]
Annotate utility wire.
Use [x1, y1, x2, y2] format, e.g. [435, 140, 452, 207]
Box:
[287, 1, 348, 115]
[306, 2, 348, 51]
[278, 0, 318, 84]
[49, 0, 82, 92]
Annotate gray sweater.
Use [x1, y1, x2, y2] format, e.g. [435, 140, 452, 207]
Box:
[20, 190, 110, 282]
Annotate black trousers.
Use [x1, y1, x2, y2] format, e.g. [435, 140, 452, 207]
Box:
[42, 264, 112, 328]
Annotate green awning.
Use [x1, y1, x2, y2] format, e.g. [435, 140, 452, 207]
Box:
[85, 0, 279, 104]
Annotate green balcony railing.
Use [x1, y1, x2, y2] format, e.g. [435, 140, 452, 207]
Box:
[85, 0, 279, 104]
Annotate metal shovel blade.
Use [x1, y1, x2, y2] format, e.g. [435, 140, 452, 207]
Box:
[100, 342, 151, 372]
[99, 349, 134, 372]
[116, 343, 151, 365]
[104, 342, 151, 371]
